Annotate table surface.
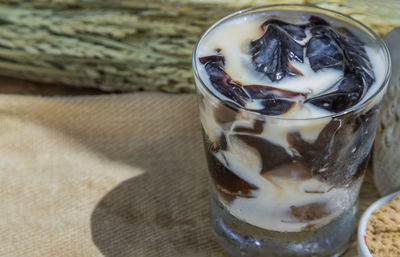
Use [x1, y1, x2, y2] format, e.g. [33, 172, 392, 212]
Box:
[0, 75, 105, 96]
[0, 75, 381, 257]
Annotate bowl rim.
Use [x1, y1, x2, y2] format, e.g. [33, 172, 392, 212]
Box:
[357, 191, 400, 257]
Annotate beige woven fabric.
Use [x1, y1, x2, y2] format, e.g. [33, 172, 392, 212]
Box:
[0, 92, 379, 256]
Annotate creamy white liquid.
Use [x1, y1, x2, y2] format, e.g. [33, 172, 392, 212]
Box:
[196, 12, 387, 120]
[196, 11, 387, 232]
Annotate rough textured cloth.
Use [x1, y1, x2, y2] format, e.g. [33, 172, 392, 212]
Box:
[0, 92, 380, 256]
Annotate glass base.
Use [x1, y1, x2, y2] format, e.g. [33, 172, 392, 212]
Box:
[211, 197, 356, 257]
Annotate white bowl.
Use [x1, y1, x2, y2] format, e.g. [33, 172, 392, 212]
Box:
[357, 191, 400, 257]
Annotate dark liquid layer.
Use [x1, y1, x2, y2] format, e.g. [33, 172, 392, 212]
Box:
[203, 102, 379, 196]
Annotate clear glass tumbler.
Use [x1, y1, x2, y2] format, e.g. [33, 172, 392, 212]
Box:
[193, 4, 391, 257]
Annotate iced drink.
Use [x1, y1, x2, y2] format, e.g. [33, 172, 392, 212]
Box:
[192, 5, 391, 257]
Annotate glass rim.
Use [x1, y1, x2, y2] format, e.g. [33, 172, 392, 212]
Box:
[192, 4, 392, 121]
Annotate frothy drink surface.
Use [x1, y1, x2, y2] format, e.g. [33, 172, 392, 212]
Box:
[196, 10, 388, 232]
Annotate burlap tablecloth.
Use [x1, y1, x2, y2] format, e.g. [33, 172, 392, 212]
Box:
[0, 92, 380, 256]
